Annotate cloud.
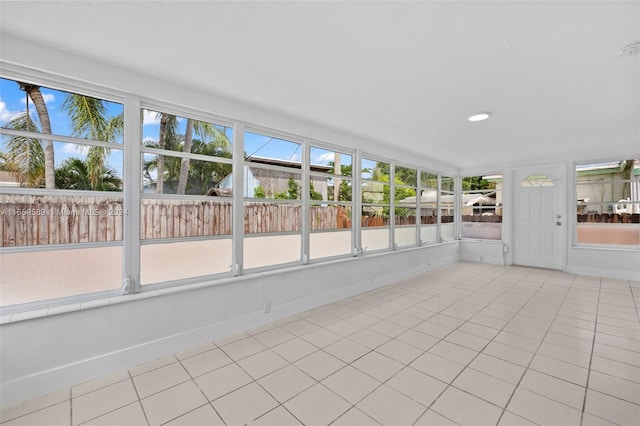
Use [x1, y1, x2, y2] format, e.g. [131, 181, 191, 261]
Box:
[19, 93, 55, 105]
[143, 110, 160, 125]
[312, 151, 335, 165]
[0, 98, 23, 123]
[61, 143, 89, 156]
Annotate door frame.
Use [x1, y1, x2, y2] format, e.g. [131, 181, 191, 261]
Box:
[509, 163, 568, 271]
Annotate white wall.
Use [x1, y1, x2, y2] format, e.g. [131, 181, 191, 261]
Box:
[459, 240, 506, 265]
[567, 247, 640, 281]
[0, 243, 459, 407]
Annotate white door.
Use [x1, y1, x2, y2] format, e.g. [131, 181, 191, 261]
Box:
[512, 165, 566, 270]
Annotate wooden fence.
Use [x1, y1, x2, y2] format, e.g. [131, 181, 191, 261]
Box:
[1, 195, 346, 247]
[3, 194, 635, 247]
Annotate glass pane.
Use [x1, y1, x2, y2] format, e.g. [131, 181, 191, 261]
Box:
[0, 246, 122, 306]
[441, 223, 455, 241]
[309, 147, 352, 176]
[245, 131, 300, 165]
[244, 168, 302, 199]
[140, 199, 232, 239]
[420, 225, 438, 244]
[461, 222, 502, 240]
[362, 227, 389, 251]
[395, 186, 417, 210]
[420, 172, 438, 189]
[0, 77, 123, 143]
[395, 166, 416, 187]
[521, 175, 554, 187]
[55, 142, 123, 191]
[577, 223, 639, 245]
[395, 225, 417, 248]
[314, 177, 352, 202]
[361, 158, 389, 181]
[244, 202, 302, 233]
[0, 193, 124, 246]
[395, 206, 417, 223]
[244, 234, 301, 269]
[310, 204, 352, 230]
[142, 109, 233, 159]
[140, 239, 231, 285]
[361, 205, 387, 227]
[362, 181, 387, 204]
[440, 176, 454, 192]
[575, 159, 640, 246]
[310, 230, 352, 260]
[0, 138, 124, 191]
[142, 154, 231, 195]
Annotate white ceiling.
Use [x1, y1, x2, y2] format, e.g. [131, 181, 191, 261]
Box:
[1, 1, 639, 172]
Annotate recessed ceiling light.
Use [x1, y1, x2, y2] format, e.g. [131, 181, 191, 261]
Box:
[468, 113, 491, 122]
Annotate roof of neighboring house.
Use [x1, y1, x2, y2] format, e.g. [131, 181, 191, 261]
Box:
[397, 190, 496, 207]
[246, 156, 332, 172]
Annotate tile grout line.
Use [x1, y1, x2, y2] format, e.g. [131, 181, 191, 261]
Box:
[580, 275, 601, 426]
[493, 270, 577, 426]
[411, 266, 548, 425]
[127, 370, 151, 426]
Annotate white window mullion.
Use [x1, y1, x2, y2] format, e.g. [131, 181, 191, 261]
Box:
[301, 140, 310, 264]
[390, 163, 396, 250]
[123, 95, 141, 293]
[417, 170, 422, 245]
[455, 176, 462, 239]
[232, 123, 245, 275]
[353, 150, 362, 255]
[437, 175, 442, 243]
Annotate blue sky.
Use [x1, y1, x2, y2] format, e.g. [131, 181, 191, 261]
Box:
[1, 77, 352, 181]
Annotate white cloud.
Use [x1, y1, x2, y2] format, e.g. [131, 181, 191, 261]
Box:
[143, 110, 160, 125]
[19, 93, 55, 105]
[61, 143, 89, 156]
[312, 151, 335, 165]
[0, 98, 23, 123]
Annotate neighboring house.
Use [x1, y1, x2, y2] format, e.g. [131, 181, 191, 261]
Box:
[218, 156, 331, 199]
[577, 160, 640, 214]
[397, 190, 497, 217]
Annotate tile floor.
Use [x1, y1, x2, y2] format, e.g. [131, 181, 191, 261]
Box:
[2, 262, 639, 426]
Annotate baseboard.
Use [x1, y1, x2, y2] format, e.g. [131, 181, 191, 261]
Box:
[565, 265, 640, 281]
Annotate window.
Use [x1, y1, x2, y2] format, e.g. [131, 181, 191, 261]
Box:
[139, 107, 234, 284]
[418, 171, 438, 244]
[361, 158, 390, 252]
[394, 165, 418, 248]
[461, 175, 503, 240]
[0, 72, 463, 309]
[0, 77, 124, 305]
[440, 176, 455, 241]
[575, 160, 640, 246]
[308, 146, 353, 260]
[242, 130, 302, 269]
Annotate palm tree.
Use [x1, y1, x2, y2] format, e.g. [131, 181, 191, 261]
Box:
[0, 112, 45, 187]
[17, 82, 55, 188]
[55, 157, 122, 191]
[176, 120, 228, 194]
[156, 113, 179, 194]
[61, 94, 123, 190]
[189, 138, 232, 194]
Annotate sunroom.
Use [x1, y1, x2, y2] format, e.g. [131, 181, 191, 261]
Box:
[0, 2, 639, 425]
